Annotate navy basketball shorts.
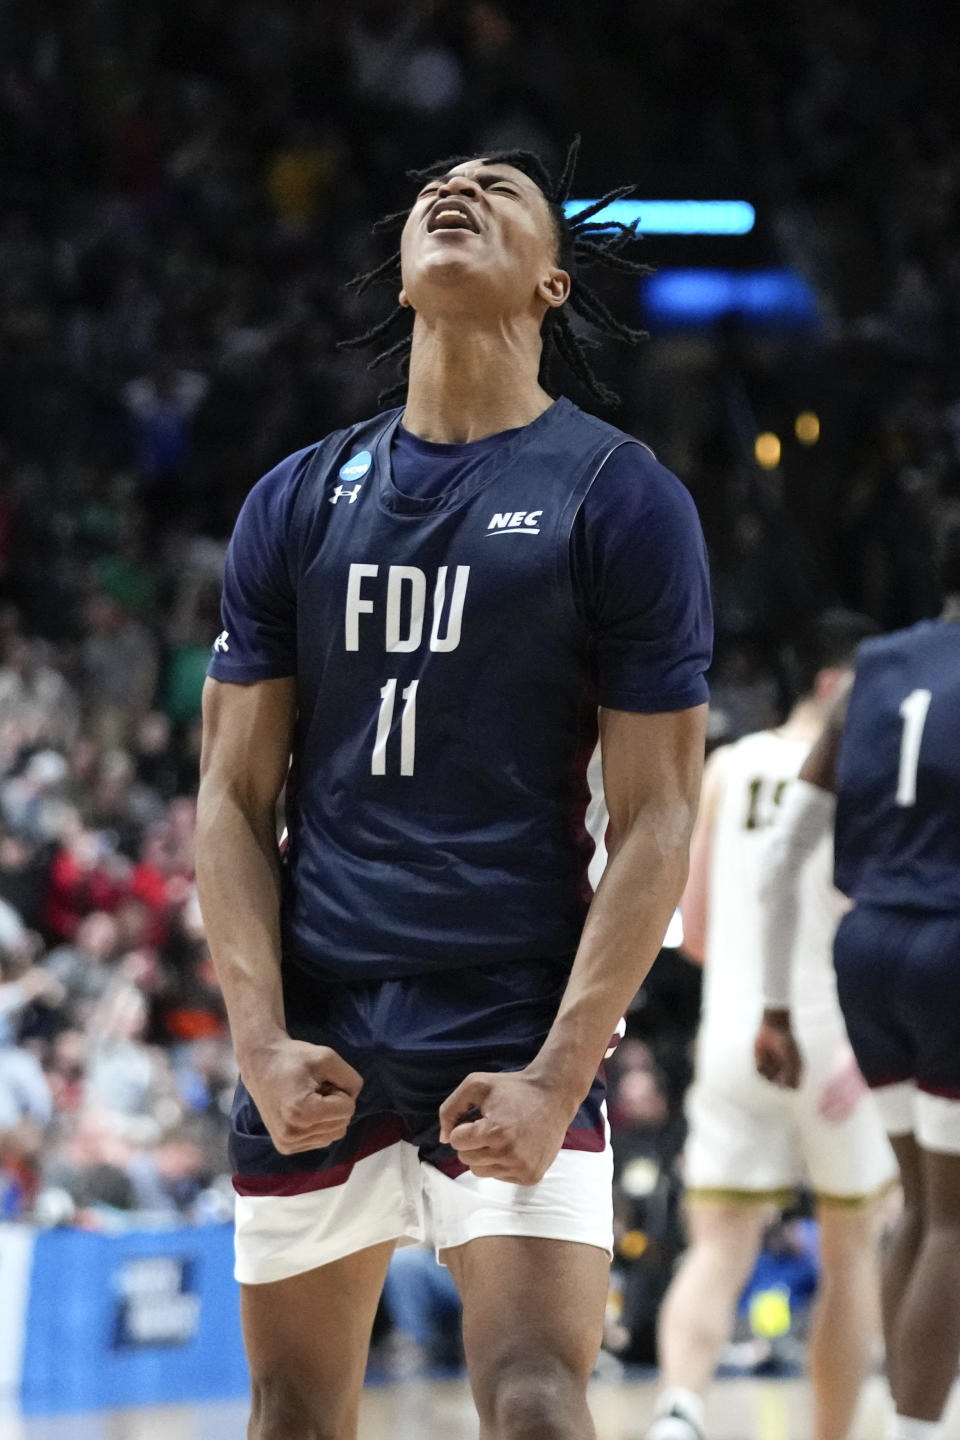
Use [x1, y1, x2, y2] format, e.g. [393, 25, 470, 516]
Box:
[230, 958, 615, 1285]
[834, 902, 960, 1154]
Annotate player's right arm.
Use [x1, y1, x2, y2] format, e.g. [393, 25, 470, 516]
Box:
[197, 676, 362, 1155]
[796, 669, 853, 793]
[197, 447, 363, 1156]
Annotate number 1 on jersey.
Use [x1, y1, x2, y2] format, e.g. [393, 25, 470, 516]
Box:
[372, 678, 419, 776]
[896, 687, 931, 807]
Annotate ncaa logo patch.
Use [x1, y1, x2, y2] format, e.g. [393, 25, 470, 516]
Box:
[338, 450, 372, 482]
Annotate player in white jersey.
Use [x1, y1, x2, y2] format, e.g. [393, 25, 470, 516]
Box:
[647, 614, 895, 1440]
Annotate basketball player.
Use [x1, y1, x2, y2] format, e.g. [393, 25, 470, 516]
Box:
[755, 514, 960, 1440]
[647, 614, 895, 1440]
[196, 140, 711, 1440]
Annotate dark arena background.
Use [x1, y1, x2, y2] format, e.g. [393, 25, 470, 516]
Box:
[0, 2, 956, 1436]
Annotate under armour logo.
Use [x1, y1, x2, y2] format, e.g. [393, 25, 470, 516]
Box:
[330, 483, 363, 505]
[213, 630, 230, 653]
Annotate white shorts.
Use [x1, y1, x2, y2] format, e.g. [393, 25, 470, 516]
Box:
[685, 1012, 897, 1203]
[234, 1131, 614, 1286]
[871, 1081, 960, 1155]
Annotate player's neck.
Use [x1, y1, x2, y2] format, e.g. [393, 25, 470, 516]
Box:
[942, 597, 960, 623]
[403, 314, 555, 443]
[773, 697, 823, 742]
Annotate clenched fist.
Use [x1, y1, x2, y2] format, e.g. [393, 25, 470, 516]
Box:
[242, 1037, 363, 1156]
[439, 1070, 576, 1186]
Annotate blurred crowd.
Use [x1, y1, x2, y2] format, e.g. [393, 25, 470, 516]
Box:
[0, 591, 235, 1225]
[0, 0, 956, 1360]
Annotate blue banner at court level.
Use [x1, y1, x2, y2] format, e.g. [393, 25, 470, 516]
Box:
[563, 199, 755, 235]
[641, 268, 819, 328]
[20, 1224, 249, 1414]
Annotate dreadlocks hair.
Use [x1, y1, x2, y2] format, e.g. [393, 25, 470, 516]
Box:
[340, 136, 652, 408]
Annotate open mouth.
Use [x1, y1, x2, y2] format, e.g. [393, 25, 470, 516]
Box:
[426, 198, 479, 234]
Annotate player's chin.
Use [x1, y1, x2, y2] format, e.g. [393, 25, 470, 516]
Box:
[408, 243, 492, 290]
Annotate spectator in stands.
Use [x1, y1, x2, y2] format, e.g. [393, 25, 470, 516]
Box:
[44, 1029, 87, 1115]
[43, 910, 121, 1025]
[43, 811, 130, 942]
[0, 634, 79, 756]
[1, 749, 69, 842]
[83, 984, 179, 1144]
[0, 827, 48, 932]
[78, 595, 158, 749]
[0, 952, 61, 1217]
[125, 1118, 216, 1217]
[86, 749, 165, 858]
[128, 821, 191, 949]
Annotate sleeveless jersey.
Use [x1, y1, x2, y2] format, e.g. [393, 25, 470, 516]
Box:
[703, 731, 843, 1025]
[834, 619, 960, 911]
[211, 398, 711, 978]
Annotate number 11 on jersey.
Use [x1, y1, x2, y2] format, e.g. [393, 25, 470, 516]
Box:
[896, 687, 932, 807]
[372, 679, 419, 776]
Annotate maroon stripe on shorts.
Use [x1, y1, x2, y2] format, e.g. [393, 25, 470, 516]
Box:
[233, 1115, 407, 1197]
[561, 1117, 606, 1153]
[429, 1153, 469, 1179]
[867, 1072, 914, 1090]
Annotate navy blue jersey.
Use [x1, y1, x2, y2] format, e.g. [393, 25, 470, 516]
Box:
[834, 620, 960, 910]
[208, 398, 712, 977]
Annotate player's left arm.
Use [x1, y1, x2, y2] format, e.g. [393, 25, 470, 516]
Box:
[440, 445, 712, 1184]
[754, 673, 853, 1088]
[440, 704, 706, 1185]
[677, 741, 729, 965]
[533, 701, 708, 1084]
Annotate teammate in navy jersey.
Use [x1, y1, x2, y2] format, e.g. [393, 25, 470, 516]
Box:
[756, 514, 960, 1440]
[197, 139, 711, 1440]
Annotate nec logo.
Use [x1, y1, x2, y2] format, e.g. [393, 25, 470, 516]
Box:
[487, 510, 543, 536]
